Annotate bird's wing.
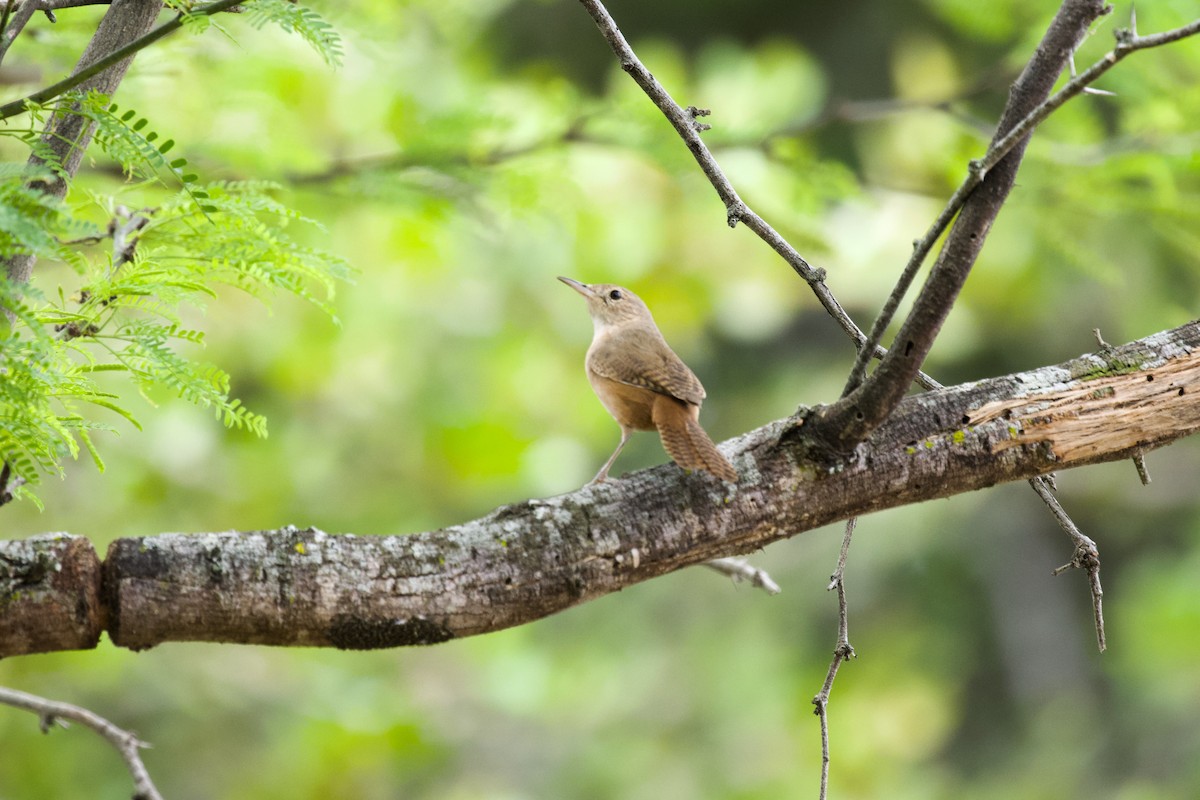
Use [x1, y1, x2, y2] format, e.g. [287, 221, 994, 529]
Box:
[588, 328, 706, 406]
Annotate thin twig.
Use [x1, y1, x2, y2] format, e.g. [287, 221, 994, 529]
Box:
[0, 0, 245, 121]
[840, 12, 1200, 396]
[574, 0, 940, 392]
[1132, 451, 1151, 485]
[813, 517, 857, 800]
[1029, 476, 1106, 652]
[0, 685, 163, 800]
[703, 557, 781, 595]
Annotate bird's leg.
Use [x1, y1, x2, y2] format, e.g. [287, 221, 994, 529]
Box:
[589, 428, 631, 484]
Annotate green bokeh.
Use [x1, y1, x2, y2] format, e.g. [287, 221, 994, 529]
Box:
[3, 1, 1200, 798]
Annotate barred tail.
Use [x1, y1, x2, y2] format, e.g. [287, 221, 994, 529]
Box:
[654, 398, 737, 483]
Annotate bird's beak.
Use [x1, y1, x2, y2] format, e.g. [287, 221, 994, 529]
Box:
[557, 276, 595, 298]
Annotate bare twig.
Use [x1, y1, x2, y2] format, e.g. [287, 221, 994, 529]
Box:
[703, 557, 781, 595]
[1030, 476, 1106, 651]
[574, 0, 944, 392]
[1132, 451, 1151, 485]
[292, 116, 592, 185]
[813, 517, 857, 800]
[0, 685, 163, 800]
[812, 0, 1118, 453]
[0, 0, 39, 67]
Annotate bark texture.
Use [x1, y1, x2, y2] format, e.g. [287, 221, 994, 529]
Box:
[0, 534, 102, 655]
[2, 321, 1198, 656]
[813, 0, 1111, 449]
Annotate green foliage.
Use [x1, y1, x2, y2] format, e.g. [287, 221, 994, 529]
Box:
[0, 95, 349, 504]
[4, 3, 1200, 799]
[245, 0, 344, 67]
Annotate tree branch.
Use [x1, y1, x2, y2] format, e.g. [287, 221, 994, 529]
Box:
[839, 11, 1200, 398]
[813, 517, 856, 800]
[812, 2, 1200, 451]
[0, 0, 247, 124]
[1031, 476, 1106, 651]
[0, 685, 163, 800]
[703, 557, 781, 595]
[4, 0, 166, 288]
[4, 320, 1199, 657]
[574, 0, 932, 386]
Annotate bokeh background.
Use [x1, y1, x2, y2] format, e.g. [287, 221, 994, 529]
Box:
[3, 0, 1200, 797]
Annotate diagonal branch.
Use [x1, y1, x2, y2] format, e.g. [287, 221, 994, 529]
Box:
[0, 0, 246, 124]
[0, 685, 163, 800]
[812, 1, 1200, 452]
[574, 0, 938, 387]
[840, 12, 1200, 398]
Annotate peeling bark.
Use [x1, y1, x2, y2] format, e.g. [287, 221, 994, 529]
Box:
[2, 320, 1199, 656]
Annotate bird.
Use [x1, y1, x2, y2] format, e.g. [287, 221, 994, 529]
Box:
[558, 276, 737, 484]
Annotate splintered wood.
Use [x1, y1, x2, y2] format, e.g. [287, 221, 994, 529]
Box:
[967, 349, 1200, 463]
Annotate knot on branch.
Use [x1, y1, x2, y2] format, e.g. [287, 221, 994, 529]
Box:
[725, 200, 746, 229]
[1052, 542, 1100, 577]
[685, 105, 712, 132]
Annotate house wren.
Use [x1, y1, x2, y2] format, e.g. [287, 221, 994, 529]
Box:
[559, 276, 737, 484]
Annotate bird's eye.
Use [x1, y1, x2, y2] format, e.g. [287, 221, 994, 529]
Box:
[609, 289, 622, 300]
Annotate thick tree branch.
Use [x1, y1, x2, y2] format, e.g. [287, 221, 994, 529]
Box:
[3, 321, 1199, 657]
[811, 0, 1112, 450]
[840, 12, 1200, 398]
[0, 533, 103, 653]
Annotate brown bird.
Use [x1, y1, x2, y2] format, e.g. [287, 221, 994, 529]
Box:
[559, 276, 737, 484]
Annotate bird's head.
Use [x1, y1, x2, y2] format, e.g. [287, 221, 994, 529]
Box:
[558, 276, 653, 332]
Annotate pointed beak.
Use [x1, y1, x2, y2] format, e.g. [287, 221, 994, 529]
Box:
[557, 276, 596, 298]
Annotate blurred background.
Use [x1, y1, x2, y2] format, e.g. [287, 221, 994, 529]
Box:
[3, 0, 1200, 797]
